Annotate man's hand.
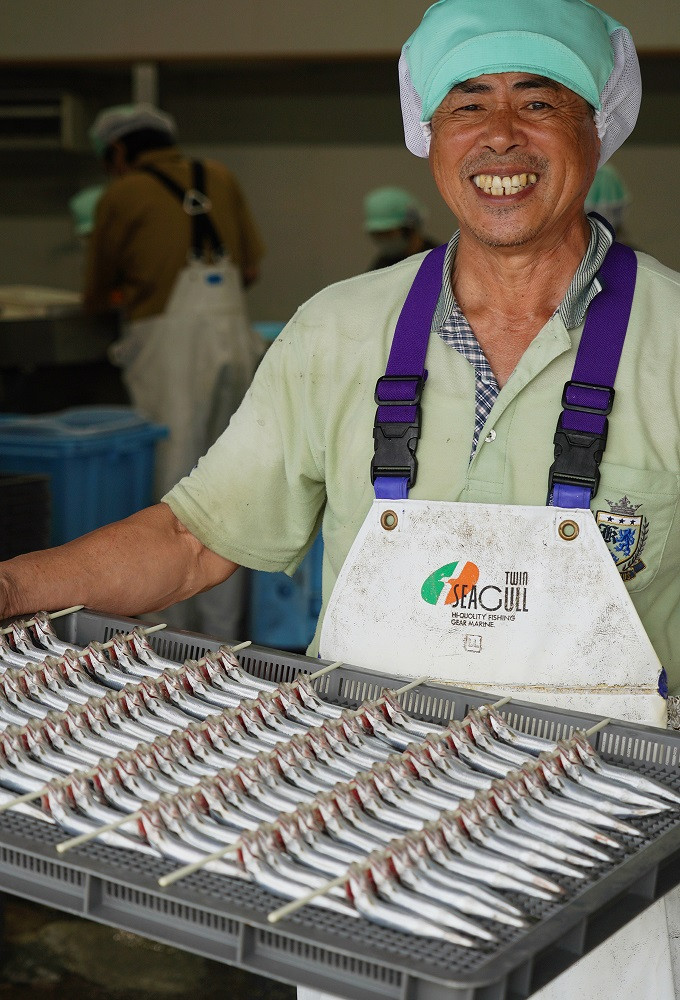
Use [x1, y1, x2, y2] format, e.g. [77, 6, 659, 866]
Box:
[0, 503, 239, 621]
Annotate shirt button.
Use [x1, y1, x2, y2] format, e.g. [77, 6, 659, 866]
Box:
[484, 429, 497, 443]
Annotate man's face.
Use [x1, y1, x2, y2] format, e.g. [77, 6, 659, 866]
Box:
[428, 72, 600, 249]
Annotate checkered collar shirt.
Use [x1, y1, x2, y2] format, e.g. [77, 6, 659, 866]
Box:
[432, 214, 614, 457]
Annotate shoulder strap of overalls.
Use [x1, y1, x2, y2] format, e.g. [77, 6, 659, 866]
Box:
[138, 161, 224, 258]
[548, 240, 638, 508]
[371, 239, 638, 506]
[371, 244, 447, 501]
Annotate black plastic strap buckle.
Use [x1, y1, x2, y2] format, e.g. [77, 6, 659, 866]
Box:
[547, 421, 608, 495]
[371, 375, 425, 488]
[561, 380, 615, 416]
[371, 419, 421, 488]
[374, 374, 425, 407]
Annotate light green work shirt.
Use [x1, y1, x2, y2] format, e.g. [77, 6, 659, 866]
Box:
[164, 250, 680, 691]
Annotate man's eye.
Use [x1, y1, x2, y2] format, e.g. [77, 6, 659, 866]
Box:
[526, 101, 552, 110]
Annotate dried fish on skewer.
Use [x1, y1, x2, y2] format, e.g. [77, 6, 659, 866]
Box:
[27, 612, 78, 657]
[481, 705, 680, 807]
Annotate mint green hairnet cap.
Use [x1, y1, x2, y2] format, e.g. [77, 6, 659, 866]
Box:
[364, 187, 425, 232]
[586, 162, 629, 208]
[399, 0, 641, 166]
[585, 163, 630, 229]
[68, 184, 106, 236]
[89, 103, 177, 157]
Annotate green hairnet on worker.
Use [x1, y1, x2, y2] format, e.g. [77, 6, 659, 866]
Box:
[68, 184, 107, 237]
[363, 186, 439, 270]
[363, 187, 426, 233]
[585, 163, 631, 233]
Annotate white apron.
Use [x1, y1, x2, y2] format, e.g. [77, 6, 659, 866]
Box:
[112, 256, 263, 638]
[112, 256, 264, 501]
[299, 496, 675, 1000]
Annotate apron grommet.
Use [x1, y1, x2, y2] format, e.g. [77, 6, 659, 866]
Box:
[380, 510, 399, 531]
[558, 519, 580, 541]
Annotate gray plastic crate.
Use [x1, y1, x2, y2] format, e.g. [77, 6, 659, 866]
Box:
[0, 607, 677, 1000]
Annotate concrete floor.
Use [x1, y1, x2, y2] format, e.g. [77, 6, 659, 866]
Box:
[0, 899, 295, 999]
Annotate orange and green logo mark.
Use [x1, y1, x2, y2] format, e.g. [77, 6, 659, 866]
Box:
[421, 561, 480, 606]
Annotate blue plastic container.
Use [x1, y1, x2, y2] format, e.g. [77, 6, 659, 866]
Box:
[0, 406, 167, 545]
[248, 532, 323, 651]
[252, 321, 286, 342]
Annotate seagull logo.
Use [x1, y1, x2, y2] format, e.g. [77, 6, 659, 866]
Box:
[421, 561, 480, 606]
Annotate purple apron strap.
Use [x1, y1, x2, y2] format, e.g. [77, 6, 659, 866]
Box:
[549, 242, 638, 508]
[371, 240, 637, 508]
[372, 245, 447, 499]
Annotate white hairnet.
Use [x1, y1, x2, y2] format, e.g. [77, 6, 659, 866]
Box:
[89, 104, 177, 156]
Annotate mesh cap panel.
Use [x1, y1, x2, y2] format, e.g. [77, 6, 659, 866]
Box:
[594, 29, 641, 165]
[399, 47, 431, 159]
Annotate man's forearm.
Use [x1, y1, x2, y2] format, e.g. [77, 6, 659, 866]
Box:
[0, 503, 238, 620]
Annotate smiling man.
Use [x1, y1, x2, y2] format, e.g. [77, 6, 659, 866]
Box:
[0, 1, 679, 998]
[433, 74, 597, 248]
[430, 70, 602, 386]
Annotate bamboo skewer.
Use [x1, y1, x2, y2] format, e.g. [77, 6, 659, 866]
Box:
[491, 696, 512, 709]
[48, 605, 85, 620]
[56, 806, 144, 853]
[1, 605, 85, 635]
[269, 875, 347, 925]
[307, 660, 343, 680]
[4, 767, 99, 812]
[584, 718, 611, 738]
[97, 622, 167, 651]
[157, 838, 241, 885]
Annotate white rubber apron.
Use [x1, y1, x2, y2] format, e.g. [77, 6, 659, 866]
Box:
[112, 256, 264, 501]
[112, 257, 263, 637]
[302, 496, 674, 1000]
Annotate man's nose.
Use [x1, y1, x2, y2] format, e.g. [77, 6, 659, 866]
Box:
[482, 109, 526, 153]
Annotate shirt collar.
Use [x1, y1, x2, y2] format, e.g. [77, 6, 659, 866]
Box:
[433, 213, 614, 333]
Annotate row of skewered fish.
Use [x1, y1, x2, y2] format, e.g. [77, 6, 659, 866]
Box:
[0, 611, 677, 947]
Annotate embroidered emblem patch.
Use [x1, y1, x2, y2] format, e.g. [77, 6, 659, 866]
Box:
[595, 495, 648, 582]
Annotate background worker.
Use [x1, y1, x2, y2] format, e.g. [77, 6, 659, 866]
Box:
[363, 185, 438, 269]
[69, 181, 128, 328]
[585, 161, 632, 238]
[84, 103, 266, 499]
[68, 183, 107, 241]
[0, 1, 678, 997]
[84, 103, 266, 638]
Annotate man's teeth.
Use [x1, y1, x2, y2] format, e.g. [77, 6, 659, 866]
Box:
[472, 172, 538, 196]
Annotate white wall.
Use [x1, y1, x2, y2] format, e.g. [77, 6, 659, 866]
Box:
[611, 146, 680, 268]
[2, 0, 679, 60]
